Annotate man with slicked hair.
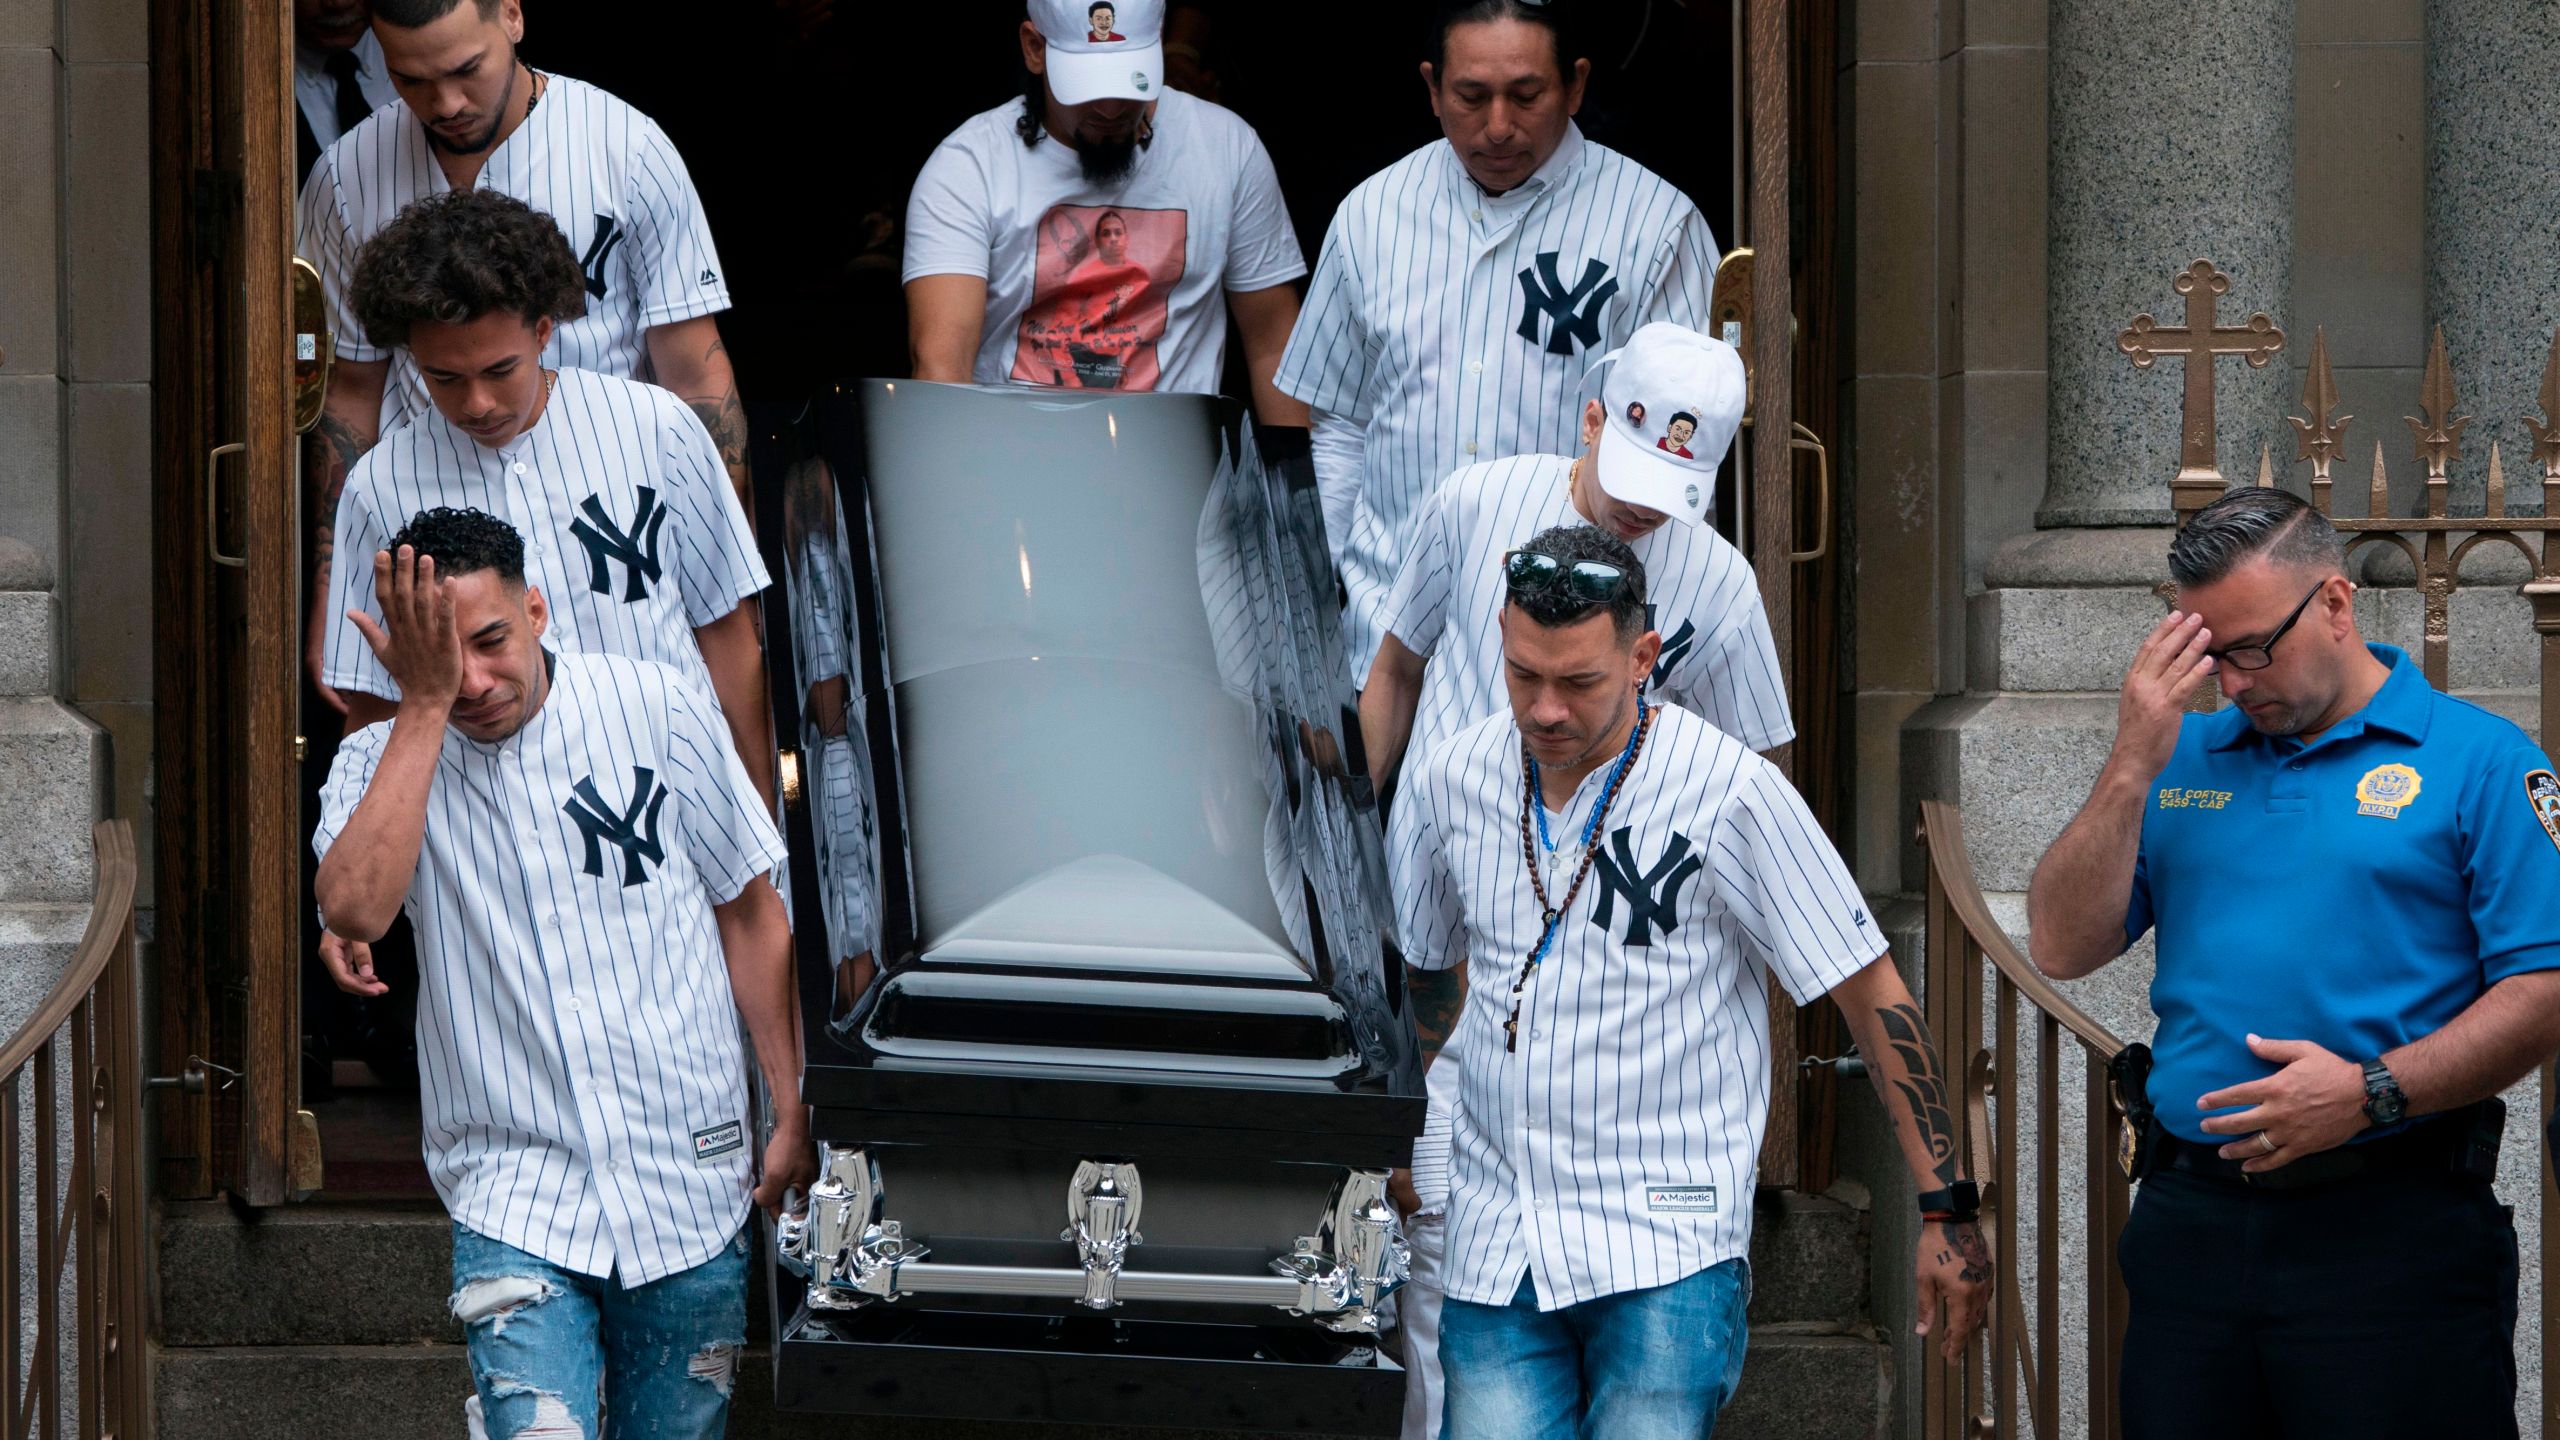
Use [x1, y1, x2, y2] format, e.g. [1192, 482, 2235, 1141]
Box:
[2030, 486, 2560, 1437]
[1402, 522, 1986, 1437]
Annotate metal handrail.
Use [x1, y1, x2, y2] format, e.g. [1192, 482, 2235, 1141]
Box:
[1, 821, 148, 1439]
[1917, 800, 2132, 1440]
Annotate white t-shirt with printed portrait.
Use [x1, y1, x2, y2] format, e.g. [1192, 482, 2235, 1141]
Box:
[903, 88, 1306, 398]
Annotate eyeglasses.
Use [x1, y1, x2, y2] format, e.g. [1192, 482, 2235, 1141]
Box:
[2204, 581, 2326, 672]
[1503, 549, 1632, 608]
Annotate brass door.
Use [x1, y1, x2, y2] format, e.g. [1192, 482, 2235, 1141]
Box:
[151, 0, 308, 1204]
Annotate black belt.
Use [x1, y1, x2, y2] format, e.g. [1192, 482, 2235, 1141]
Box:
[2149, 1100, 2504, 1191]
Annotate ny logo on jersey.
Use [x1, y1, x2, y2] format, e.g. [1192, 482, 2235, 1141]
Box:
[568, 487, 670, 601]
[1589, 826, 1704, 948]
[1649, 618, 1698, 690]
[1515, 252, 1621, 357]
[565, 766, 671, 887]
[579, 215, 625, 300]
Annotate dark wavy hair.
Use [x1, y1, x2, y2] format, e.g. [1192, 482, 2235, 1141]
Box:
[387, 506, 527, 585]
[370, 0, 499, 28]
[349, 189, 587, 350]
[1508, 523, 1648, 639]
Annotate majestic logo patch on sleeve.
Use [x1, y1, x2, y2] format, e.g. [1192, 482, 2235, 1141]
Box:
[691, 1119, 745, 1165]
[2527, 770, 2560, 853]
[2356, 763, 2423, 819]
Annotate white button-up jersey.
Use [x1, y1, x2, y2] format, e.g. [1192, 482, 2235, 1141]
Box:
[314, 653, 790, 1286]
[320, 368, 768, 705]
[1273, 127, 1718, 678]
[1377, 452, 1794, 1213]
[298, 74, 731, 431]
[1398, 703, 1883, 1310]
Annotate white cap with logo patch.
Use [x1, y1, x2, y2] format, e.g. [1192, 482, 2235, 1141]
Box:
[1030, 0, 1165, 106]
[1590, 322, 1746, 528]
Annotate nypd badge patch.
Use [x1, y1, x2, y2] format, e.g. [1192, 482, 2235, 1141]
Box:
[2356, 763, 2423, 819]
[2526, 769, 2560, 853]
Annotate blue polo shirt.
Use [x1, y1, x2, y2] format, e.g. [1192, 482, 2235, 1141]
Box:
[2126, 644, 2560, 1142]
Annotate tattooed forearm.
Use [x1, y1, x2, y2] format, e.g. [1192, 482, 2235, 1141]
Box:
[1409, 966, 1469, 1070]
[311, 411, 367, 587]
[687, 390, 752, 508]
[1870, 1001, 1961, 1187]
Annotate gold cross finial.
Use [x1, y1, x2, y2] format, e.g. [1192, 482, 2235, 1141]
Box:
[2406, 326, 2469, 495]
[2288, 325, 2351, 484]
[2120, 259, 2286, 521]
[2527, 329, 2560, 478]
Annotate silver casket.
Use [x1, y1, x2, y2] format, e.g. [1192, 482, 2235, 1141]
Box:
[757, 382, 1423, 1434]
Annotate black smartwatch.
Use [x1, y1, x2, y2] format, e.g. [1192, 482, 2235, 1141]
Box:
[2361, 1057, 2408, 1128]
[1916, 1181, 1979, 1225]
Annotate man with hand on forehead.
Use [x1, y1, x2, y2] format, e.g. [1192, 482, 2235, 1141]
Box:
[904, 0, 1309, 418]
[1276, 0, 1717, 671]
[312, 508, 808, 1440]
[2030, 488, 2560, 1437]
[1397, 525, 1987, 1436]
[1358, 321, 1785, 1440]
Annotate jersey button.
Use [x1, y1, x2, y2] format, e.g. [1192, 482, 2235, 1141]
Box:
[1464, 440, 1479, 455]
[513, 462, 527, 476]
[1532, 1197, 1549, 1212]
[564, 994, 583, 1012]
[1468, 360, 1484, 375]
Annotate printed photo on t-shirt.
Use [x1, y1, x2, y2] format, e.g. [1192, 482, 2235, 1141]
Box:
[1014, 204, 1187, 391]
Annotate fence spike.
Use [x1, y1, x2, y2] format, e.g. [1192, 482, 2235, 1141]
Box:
[2488, 441, 2507, 518]
[2370, 438, 2391, 518]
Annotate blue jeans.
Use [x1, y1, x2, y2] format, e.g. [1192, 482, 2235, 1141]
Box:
[1438, 1260, 1750, 1440]
[450, 1223, 748, 1439]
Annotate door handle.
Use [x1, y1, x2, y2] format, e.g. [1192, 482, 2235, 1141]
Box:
[207, 442, 247, 569]
[777, 747, 805, 810]
[1786, 422, 1830, 564]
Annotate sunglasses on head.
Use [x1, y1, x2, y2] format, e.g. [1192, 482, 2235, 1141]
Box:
[1503, 549, 1632, 607]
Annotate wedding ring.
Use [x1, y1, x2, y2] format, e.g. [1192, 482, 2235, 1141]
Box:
[2257, 1132, 2278, 1156]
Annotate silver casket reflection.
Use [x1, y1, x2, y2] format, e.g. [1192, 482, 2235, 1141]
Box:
[760, 383, 1422, 1434]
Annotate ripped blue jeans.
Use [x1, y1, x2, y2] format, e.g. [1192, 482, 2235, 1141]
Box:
[450, 1222, 748, 1439]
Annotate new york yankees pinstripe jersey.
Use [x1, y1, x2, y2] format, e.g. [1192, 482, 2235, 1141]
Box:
[1397, 703, 1883, 1310]
[1377, 452, 1793, 1214]
[313, 653, 790, 1286]
[298, 74, 731, 430]
[320, 368, 768, 704]
[1272, 126, 1718, 677]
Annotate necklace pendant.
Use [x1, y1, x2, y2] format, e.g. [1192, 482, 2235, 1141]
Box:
[1503, 1009, 1520, 1053]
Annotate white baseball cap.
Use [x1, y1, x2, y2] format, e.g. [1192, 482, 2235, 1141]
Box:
[1030, 0, 1165, 107]
[1590, 322, 1747, 527]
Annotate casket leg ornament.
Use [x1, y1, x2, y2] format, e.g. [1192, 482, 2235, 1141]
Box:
[1273, 1168, 1410, 1335]
[1063, 1159, 1146, 1310]
[777, 1144, 927, 1311]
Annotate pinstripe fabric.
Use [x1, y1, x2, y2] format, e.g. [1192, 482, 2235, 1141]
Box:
[1397, 704, 1883, 1310]
[298, 74, 732, 431]
[320, 368, 768, 705]
[313, 653, 790, 1286]
[1377, 452, 1793, 1214]
[1272, 127, 1718, 677]
[903, 89, 1306, 397]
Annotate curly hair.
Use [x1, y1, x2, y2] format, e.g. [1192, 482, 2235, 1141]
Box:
[387, 506, 527, 585]
[349, 189, 587, 350]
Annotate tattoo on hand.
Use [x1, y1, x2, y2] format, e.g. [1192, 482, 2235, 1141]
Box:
[1939, 1218, 1991, 1285]
[1874, 1002, 1960, 1186]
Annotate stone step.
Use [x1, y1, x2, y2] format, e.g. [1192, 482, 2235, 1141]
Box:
[0, 538, 53, 698]
[161, 1192, 1876, 1350]
[155, 1334, 1887, 1440]
[1967, 583, 2543, 694]
[0, 698, 103, 907]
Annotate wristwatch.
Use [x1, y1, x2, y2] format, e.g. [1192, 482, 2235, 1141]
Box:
[2361, 1057, 2408, 1128]
[1916, 1181, 1979, 1225]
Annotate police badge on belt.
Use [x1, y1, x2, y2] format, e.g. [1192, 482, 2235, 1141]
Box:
[2107, 1042, 2159, 1181]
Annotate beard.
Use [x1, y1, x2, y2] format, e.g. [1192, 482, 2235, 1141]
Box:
[1074, 124, 1150, 184]
[424, 57, 519, 156]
